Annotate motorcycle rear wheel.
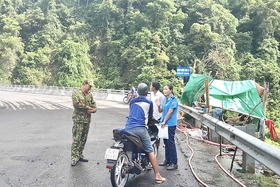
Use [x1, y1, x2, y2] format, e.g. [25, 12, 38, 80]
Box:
[110, 152, 130, 187]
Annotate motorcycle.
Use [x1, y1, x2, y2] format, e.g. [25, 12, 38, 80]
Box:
[123, 93, 137, 104]
[104, 122, 160, 187]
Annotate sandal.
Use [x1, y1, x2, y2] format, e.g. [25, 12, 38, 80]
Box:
[156, 177, 166, 184]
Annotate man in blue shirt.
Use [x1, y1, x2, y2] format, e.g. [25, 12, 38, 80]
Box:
[127, 85, 136, 101]
[125, 83, 166, 184]
[131, 86, 136, 95]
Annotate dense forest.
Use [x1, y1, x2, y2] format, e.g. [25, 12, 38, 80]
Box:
[0, 0, 279, 144]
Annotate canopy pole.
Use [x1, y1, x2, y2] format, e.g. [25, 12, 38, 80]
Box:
[243, 100, 263, 125]
[262, 82, 268, 114]
[205, 78, 210, 112]
[192, 60, 197, 74]
[180, 77, 184, 95]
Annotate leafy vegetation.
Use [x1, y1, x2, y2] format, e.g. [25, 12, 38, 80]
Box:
[0, 0, 280, 145]
[241, 174, 280, 187]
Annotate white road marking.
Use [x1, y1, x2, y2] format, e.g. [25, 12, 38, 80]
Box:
[0, 91, 128, 110]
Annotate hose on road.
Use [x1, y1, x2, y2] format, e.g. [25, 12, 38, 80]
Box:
[177, 119, 247, 187]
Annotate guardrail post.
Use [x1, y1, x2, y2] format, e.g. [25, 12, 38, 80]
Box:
[235, 125, 256, 173]
[208, 111, 221, 142]
[208, 127, 220, 142]
[194, 119, 202, 128]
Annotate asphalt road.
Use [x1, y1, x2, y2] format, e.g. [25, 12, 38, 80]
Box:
[0, 91, 201, 187]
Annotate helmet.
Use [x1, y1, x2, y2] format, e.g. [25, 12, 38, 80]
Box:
[137, 83, 148, 96]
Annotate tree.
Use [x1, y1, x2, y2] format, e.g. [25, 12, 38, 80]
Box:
[0, 15, 23, 83]
[256, 38, 279, 62]
[52, 40, 95, 87]
[186, 23, 220, 58]
[12, 47, 51, 85]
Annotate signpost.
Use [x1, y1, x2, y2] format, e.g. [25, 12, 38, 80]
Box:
[176, 66, 190, 94]
[176, 66, 190, 77]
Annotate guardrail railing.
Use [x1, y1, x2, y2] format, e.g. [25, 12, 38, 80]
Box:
[0, 84, 128, 102]
[179, 103, 280, 176]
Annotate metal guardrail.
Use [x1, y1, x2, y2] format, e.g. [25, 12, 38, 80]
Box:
[0, 84, 128, 102]
[179, 103, 280, 176]
[0, 84, 152, 102]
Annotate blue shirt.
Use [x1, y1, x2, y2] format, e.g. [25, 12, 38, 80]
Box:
[131, 87, 136, 95]
[125, 95, 153, 130]
[160, 94, 178, 126]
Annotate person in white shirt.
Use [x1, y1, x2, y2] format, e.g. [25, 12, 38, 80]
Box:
[150, 82, 165, 121]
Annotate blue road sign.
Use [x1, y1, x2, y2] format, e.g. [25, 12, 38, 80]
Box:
[176, 66, 190, 77]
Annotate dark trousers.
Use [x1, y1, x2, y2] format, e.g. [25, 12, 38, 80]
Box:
[163, 126, 178, 164]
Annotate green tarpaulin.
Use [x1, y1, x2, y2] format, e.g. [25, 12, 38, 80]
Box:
[180, 74, 265, 119]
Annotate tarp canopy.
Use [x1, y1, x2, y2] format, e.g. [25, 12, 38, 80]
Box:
[180, 74, 266, 119]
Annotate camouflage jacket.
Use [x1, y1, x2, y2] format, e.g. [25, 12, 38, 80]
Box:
[72, 89, 96, 123]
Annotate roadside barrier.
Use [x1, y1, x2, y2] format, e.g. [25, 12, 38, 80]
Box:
[0, 84, 127, 102]
[178, 103, 280, 176]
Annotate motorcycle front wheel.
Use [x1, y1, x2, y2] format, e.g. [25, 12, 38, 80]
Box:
[123, 96, 129, 104]
[110, 152, 130, 187]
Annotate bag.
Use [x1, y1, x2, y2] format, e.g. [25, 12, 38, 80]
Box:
[157, 125, 169, 139]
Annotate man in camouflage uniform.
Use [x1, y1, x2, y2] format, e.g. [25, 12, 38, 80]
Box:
[71, 79, 97, 166]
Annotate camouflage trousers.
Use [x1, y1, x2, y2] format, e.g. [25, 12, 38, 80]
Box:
[71, 122, 90, 161]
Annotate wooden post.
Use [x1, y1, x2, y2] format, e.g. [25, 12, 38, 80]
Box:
[181, 77, 184, 94]
[192, 60, 197, 74]
[205, 78, 210, 112]
[262, 82, 268, 113]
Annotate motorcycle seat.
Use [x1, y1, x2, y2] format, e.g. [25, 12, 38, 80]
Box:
[113, 128, 145, 150]
[113, 128, 140, 140]
[120, 129, 140, 139]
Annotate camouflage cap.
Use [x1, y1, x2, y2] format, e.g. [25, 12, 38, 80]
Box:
[84, 79, 94, 86]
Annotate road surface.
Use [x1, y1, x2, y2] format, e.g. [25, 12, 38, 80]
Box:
[0, 91, 201, 187]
